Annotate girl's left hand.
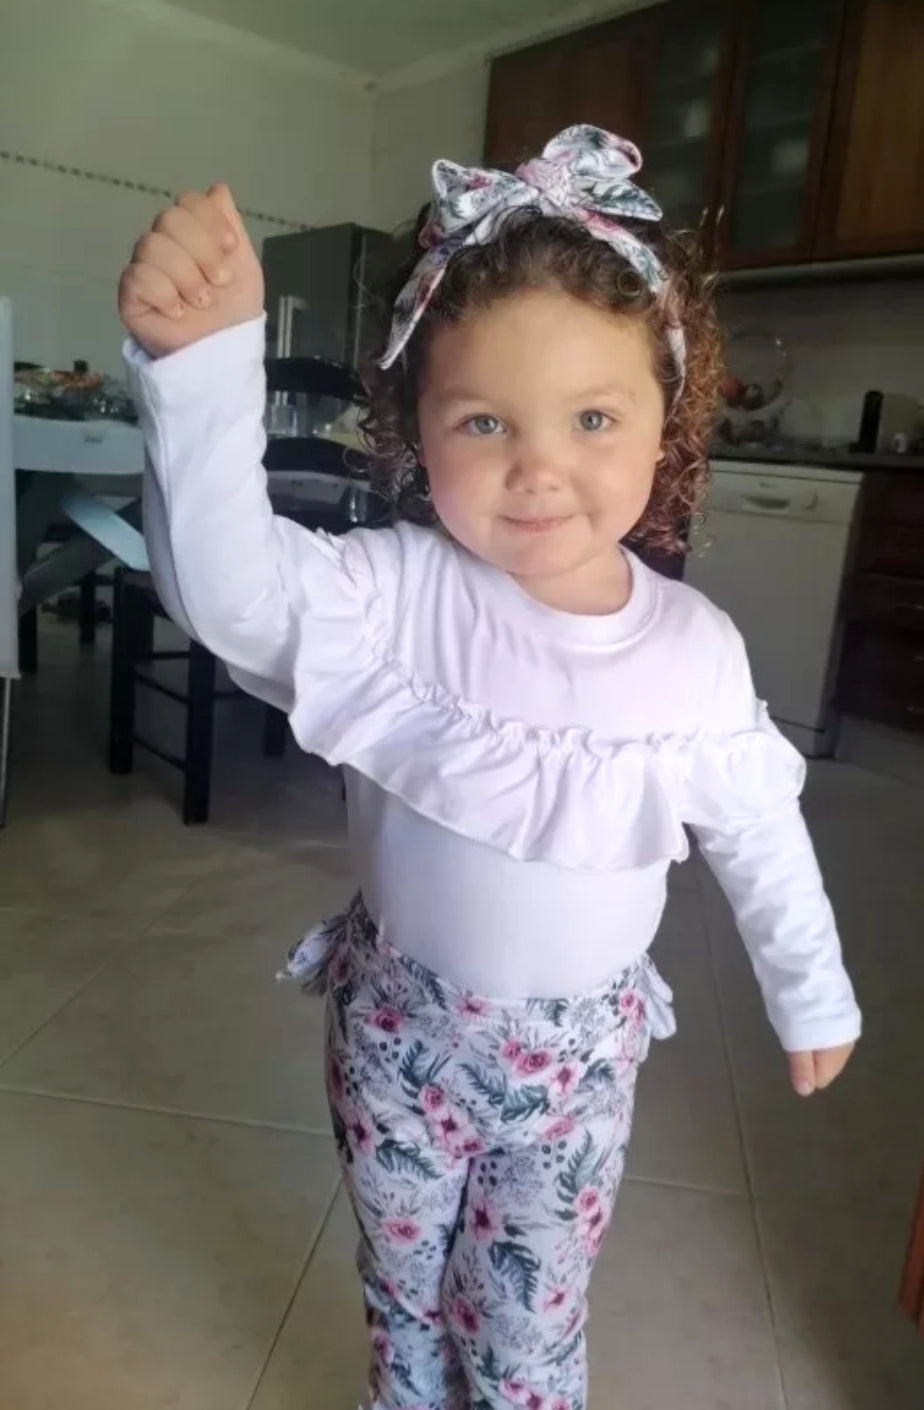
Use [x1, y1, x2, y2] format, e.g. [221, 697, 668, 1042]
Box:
[787, 1042, 856, 1096]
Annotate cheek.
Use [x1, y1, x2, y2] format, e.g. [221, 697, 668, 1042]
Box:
[423, 439, 500, 519]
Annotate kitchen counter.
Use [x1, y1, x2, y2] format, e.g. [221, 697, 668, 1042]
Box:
[711, 445, 924, 474]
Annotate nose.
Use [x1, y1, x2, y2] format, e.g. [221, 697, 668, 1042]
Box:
[505, 438, 564, 495]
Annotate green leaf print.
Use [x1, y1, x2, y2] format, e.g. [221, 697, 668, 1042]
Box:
[376, 1137, 441, 1181]
[461, 1065, 549, 1123]
[556, 1129, 596, 1201]
[489, 1239, 541, 1311]
[500, 1083, 550, 1124]
[579, 1057, 616, 1089]
[461, 1062, 508, 1109]
[398, 1039, 450, 1100]
[525, 997, 569, 1025]
[401, 954, 450, 1009]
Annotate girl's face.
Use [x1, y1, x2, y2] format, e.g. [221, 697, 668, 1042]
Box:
[416, 286, 665, 614]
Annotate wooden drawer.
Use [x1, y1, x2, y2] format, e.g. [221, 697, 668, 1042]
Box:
[858, 518, 924, 577]
[862, 473, 924, 526]
[838, 627, 924, 734]
[842, 573, 924, 637]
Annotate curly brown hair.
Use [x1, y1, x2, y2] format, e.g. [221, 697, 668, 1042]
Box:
[360, 206, 722, 555]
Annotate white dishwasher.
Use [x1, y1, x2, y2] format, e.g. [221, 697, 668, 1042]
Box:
[685, 460, 863, 756]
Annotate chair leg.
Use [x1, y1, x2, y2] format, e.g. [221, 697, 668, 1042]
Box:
[78, 573, 97, 646]
[262, 705, 288, 758]
[183, 641, 216, 824]
[18, 608, 37, 675]
[108, 571, 142, 774]
[0, 677, 12, 828]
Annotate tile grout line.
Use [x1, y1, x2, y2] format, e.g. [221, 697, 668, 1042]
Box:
[0, 1082, 339, 1138]
[699, 868, 791, 1410]
[244, 1174, 345, 1410]
[0, 899, 195, 1078]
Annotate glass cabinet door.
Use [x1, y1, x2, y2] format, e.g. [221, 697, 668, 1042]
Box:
[642, 1, 735, 240]
[720, 0, 844, 265]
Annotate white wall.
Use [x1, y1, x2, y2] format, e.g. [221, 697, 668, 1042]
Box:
[371, 62, 490, 233]
[720, 280, 924, 442]
[0, 0, 374, 375]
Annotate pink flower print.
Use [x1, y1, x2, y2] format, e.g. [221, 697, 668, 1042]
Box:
[457, 994, 488, 1017]
[500, 1378, 530, 1404]
[584, 1224, 607, 1257]
[423, 1306, 444, 1327]
[550, 1399, 571, 1410]
[576, 1187, 601, 1216]
[450, 1295, 480, 1336]
[421, 1084, 446, 1113]
[456, 1134, 486, 1158]
[344, 1106, 374, 1156]
[500, 1037, 524, 1062]
[371, 1329, 392, 1365]
[383, 1216, 422, 1244]
[543, 1285, 568, 1312]
[330, 949, 351, 987]
[525, 1393, 546, 1410]
[327, 1055, 345, 1101]
[435, 1109, 464, 1146]
[469, 1197, 499, 1243]
[514, 1048, 554, 1077]
[619, 989, 646, 1022]
[550, 1064, 579, 1098]
[544, 1115, 576, 1142]
[370, 1005, 404, 1034]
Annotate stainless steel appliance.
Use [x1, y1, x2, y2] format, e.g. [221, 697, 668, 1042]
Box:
[262, 223, 405, 365]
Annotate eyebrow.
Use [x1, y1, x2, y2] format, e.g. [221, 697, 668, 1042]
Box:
[434, 383, 640, 405]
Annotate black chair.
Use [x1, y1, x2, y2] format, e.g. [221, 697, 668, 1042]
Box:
[107, 353, 386, 824]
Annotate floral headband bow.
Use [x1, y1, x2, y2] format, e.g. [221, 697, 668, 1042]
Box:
[380, 123, 686, 394]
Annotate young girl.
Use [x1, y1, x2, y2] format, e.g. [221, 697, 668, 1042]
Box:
[119, 126, 860, 1410]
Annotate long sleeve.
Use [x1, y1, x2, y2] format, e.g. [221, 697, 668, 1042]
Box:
[685, 616, 861, 1053]
[125, 316, 363, 713]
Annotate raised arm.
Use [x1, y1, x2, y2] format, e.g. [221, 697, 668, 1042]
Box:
[119, 185, 354, 710]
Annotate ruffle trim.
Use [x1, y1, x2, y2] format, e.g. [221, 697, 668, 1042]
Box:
[278, 540, 806, 873]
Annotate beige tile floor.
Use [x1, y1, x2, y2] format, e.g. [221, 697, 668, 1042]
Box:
[1, 619, 922, 1410]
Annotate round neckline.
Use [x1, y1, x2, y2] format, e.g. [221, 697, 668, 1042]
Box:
[461, 543, 659, 645]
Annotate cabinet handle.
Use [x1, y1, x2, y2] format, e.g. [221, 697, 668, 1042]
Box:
[715, 202, 727, 234]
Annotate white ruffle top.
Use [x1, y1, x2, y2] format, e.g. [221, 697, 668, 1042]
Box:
[126, 316, 860, 1053]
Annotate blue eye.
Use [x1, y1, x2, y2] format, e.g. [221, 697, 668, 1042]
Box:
[464, 414, 504, 436]
[578, 410, 613, 432]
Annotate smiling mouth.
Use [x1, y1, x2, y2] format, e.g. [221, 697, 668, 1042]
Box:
[502, 515, 573, 534]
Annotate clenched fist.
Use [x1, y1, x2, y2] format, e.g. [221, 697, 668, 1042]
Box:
[118, 183, 264, 358]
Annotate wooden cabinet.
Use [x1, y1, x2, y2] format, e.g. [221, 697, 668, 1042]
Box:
[817, 0, 924, 257]
[837, 473, 924, 736]
[484, 0, 924, 266]
[902, 1166, 924, 1337]
[641, 0, 736, 236]
[717, 0, 845, 267]
[485, 12, 656, 173]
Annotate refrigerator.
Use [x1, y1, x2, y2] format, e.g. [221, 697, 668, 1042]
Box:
[262, 223, 410, 366]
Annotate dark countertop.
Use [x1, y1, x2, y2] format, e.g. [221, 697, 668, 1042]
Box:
[711, 444, 924, 473]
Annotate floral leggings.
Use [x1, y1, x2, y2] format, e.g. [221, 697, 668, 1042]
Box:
[283, 896, 675, 1410]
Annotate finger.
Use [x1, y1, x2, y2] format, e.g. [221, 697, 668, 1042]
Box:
[132, 230, 215, 311]
[119, 263, 187, 322]
[814, 1043, 854, 1090]
[175, 190, 237, 257]
[787, 1050, 816, 1098]
[207, 182, 248, 242]
[153, 203, 230, 286]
